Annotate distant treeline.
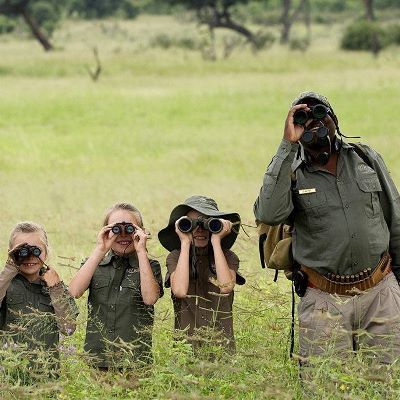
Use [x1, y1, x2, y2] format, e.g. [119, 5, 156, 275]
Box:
[0, 0, 399, 53]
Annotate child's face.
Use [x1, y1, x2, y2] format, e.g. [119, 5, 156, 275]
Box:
[187, 210, 210, 248]
[11, 232, 46, 279]
[108, 209, 141, 256]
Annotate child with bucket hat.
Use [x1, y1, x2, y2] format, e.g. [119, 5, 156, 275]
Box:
[158, 195, 245, 350]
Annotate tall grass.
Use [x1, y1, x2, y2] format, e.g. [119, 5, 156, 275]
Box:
[0, 15, 400, 399]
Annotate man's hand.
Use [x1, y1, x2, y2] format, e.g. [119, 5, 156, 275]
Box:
[284, 104, 309, 143]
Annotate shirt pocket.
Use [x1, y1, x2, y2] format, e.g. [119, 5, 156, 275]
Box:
[356, 174, 382, 218]
[90, 276, 111, 304]
[6, 293, 25, 321]
[119, 275, 141, 304]
[294, 190, 329, 233]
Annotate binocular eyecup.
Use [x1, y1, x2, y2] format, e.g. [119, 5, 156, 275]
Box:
[13, 245, 42, 265]
[293, 104, 329, 125]
[177, 217, 223, 234]
[111, 222, 136, 235]
[301, 125, 329, 146]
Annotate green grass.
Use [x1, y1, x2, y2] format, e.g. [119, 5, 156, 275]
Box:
[1, 14, 400, 399]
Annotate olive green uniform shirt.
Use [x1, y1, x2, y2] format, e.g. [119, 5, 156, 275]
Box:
[0, 262, 78, 353]
[165, 247, 239, 349]
[254, 139, 400, 279]
[84, 252, 163, 368]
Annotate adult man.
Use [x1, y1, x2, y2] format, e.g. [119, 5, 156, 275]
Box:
[254, 91, 400, 364]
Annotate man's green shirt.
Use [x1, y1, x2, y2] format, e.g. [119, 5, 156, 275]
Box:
[254, 139, 400, 279]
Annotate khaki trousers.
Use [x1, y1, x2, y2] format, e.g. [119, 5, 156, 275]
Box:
[298, 272, 400, 363]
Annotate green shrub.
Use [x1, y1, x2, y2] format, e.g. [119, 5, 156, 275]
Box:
[0, 15, 16, 35]
[341, 21, 388, 53]
[30, 1, 61, 36]
[386, 23, 400, 45]
[150, 33, 173, 49]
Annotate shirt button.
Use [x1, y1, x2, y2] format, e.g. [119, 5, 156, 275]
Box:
[345, 204, 349, 209]
[110, 305, 115, 310]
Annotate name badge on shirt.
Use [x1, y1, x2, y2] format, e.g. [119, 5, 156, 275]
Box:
[299, 188, 316, 195]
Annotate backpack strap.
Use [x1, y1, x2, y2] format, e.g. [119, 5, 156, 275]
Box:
[350, 142, 374, 170]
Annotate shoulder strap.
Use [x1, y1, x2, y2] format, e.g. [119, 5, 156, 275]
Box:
[350, 142, 374, 170]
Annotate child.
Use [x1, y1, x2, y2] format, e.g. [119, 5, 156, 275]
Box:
[0, 221, 78, 379]
[69, 202, 163, 370]
[158, 195, 245, 350]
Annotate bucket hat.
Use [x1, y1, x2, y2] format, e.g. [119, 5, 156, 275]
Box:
[158, 195, 241, 252]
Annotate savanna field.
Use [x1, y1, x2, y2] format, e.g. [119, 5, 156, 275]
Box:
[1, 14, 400, 399]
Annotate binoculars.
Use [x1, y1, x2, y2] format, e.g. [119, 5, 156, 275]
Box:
[111, 222, 136, 235]
[177, 217, 223, 234]
[293, 104, 329, 125]
[13, 245, 42, 265]
[301, 125, 329, 146]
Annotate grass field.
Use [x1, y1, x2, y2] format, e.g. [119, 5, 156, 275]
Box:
[1, 14, 400, 399]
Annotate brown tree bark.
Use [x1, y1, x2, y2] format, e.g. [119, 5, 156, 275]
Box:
[21, 7, 53, 51]
[363, 0, 375, 21]
[280, 0, 307, 44]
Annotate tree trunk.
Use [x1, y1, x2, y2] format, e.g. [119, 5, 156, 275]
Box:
[214, 18, 255, 44]
[363, 0, 375, 21]
[21, 7, 53, 51]
[280, 0, 291, 44]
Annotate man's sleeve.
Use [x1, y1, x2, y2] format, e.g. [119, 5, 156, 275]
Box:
[369, 148, 400, 281]
[254, 139, 299, 225]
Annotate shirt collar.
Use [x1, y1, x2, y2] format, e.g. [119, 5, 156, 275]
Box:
[291, 138, 353, 173]
[98, 250, 139, 268]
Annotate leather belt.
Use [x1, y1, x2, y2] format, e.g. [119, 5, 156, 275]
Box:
[301, 253, 392, 296]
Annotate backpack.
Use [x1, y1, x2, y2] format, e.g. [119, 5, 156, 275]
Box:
[257, 142, 374, 282]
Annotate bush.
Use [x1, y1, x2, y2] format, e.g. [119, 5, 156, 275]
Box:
[0, 15, 16, 35]
[341, 21, 388, 53]
[30, 1, 61, 36]
[252, 31, 275, 51]
[386, 23, 400, 45]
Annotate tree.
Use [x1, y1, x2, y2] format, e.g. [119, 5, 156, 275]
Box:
[0, 0, 56, 51]
[167, 0, 258, 46]
[280, 0, 308, 44]
[363, 0, 375, 21]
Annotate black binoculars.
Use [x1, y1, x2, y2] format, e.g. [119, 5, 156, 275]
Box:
[13, 245, 42, 265]
[293, 104, 329, 125]
[111, 222, 136, 235]
[301, 125, 329, 146]
[177, 217, 223, 234]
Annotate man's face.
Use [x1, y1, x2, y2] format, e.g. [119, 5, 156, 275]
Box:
[301, 98, 337, 148]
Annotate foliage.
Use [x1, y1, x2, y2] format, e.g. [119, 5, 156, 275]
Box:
[340, 20, 388, 53]
[386, 23, 400, 45]
[0, 14, 15, 33]
[67, 0, 139, 19]
[29, 0, 59, 35]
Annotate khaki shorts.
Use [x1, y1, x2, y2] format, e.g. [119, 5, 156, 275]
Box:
[298, 272, 400, 363]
